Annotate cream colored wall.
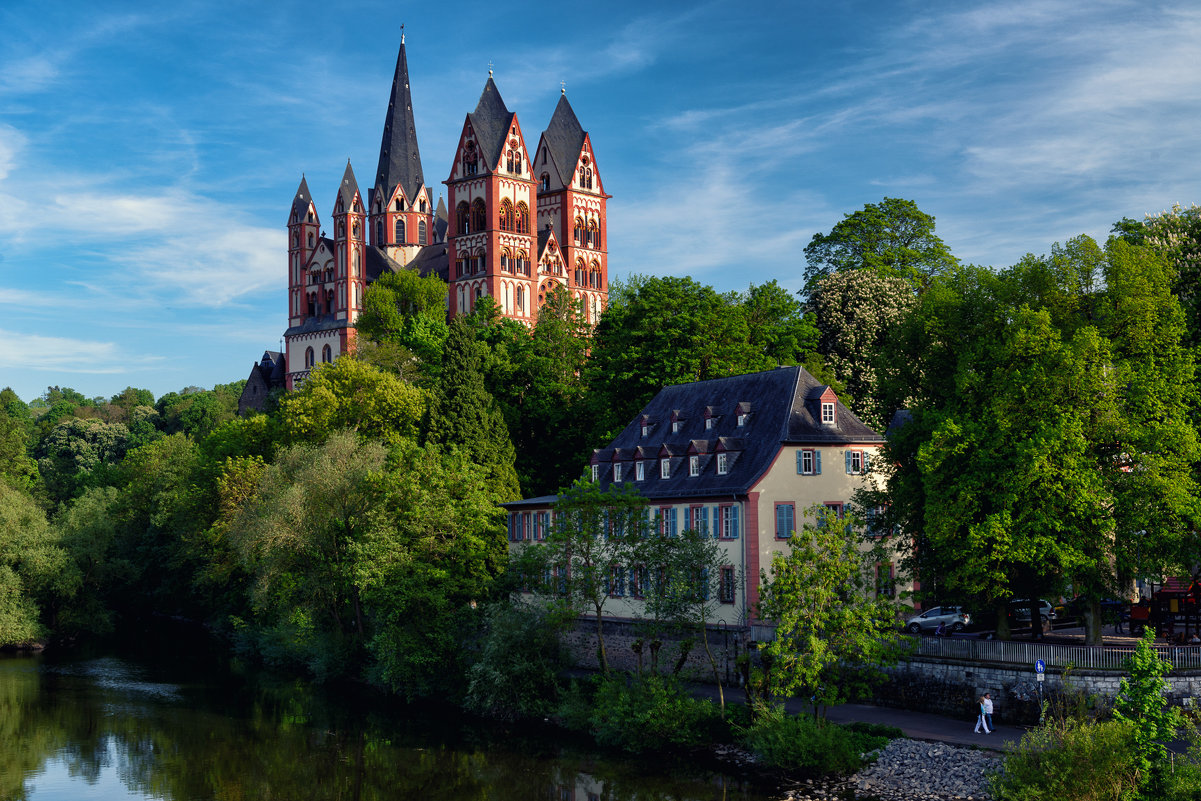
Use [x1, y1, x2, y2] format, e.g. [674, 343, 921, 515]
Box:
[749, 444, 910, 597]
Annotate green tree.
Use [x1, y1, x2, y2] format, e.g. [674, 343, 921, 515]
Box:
[0, 388, 38, 490]
[356, 269, 449, 369]
[741, 280, 819, 366]
[278, 357, 426, 447]
[530, 480, 648, 672]
[0, 481, 76, 644]
[423, 317, 520, 501]
[756, 506, 905, 715]
[802, 197, 958, 296]
[36, 417, 130, 503]
[1114, 629, 1185, 797]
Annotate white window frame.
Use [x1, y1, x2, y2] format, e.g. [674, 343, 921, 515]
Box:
[848, 450, 863, 475]
[802, 449, 814, 475]
[717, 452, 729, 475]
[689, 455, 699, 477]
[705, 417, 714, 430]
[590, 464, 599, 482]
[636, 461, 645, 481]
[672, 420, 681, 433]
[613, 463, 622, 483]
[821, 402, 835, 424]
[641, 423, 649, 437]
[660, 458, 670, 479]
[737, 413, 747, 427]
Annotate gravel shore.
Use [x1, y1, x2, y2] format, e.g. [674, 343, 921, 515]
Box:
[782, 739, 1003, 801]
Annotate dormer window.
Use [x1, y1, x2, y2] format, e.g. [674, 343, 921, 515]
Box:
[821, 402, 835, 424]
[613, 463, 623, 483]
[641, 423, 650, 437]
[717, 453, 729, 475]
[636, 461, 645, 481]
[590, 464, 599, 482]
[737, 413, 747, 427]
[660, 458, 670, 479]
[689, 455, 699, 477]
[672, 420, 681, 433]
[705, 417, 714, 431]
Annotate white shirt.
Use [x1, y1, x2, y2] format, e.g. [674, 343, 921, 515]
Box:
[983, 698, 993, 714]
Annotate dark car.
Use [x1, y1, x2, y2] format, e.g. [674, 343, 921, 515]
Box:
[1007, 598, 1056, 629]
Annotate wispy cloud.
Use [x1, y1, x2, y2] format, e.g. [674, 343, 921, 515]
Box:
[0, 329, 162, 374]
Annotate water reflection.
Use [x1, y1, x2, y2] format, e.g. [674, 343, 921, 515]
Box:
[1, 647, 774, 801]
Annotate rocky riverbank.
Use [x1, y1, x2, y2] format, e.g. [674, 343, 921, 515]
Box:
[781, 739, 1002, 801]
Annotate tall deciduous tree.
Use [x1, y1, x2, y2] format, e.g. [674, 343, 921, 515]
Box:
[356, 269, 449, 370]
[0, 481, 75, 645]
[802, 197, 957, 297]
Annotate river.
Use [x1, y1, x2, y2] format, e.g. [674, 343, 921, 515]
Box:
[0, 633, 778, 801]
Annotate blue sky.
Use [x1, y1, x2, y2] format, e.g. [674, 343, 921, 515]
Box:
[3, 0, 1201, 403]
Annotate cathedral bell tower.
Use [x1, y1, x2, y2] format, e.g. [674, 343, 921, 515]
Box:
[287, 176, 320, 330]
[332, 161, 366, 347]
[369, 33, 434, 267]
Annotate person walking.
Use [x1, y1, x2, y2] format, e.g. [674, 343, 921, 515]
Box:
[973, 695, 991, 734]
[982, 692, 994, 731]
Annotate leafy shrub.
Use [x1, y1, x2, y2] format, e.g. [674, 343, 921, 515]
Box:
[738, 705, 893, 776]
[464, 602, 566, 720]
[988, 718, 1140, 801]
[588, 673, 723, 752]
[556, 678, 598, 733]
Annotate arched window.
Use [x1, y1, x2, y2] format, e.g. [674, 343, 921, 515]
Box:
[500, 248, 512, 273]
[475, 285, 483, 303]
[351, 248, 360, 276]
[456, 202, 470, 235]
[474, 248, 487, 274]
[590, 260, 602, 289]
[463, 143, 478, 176]
[308, 233, 314, 247]
[455, 257, 465, 278]
[506, 149, 515, 173]
[395, 218, 406, 244]
[588, 220, 599, 248]
[574, 217, 585, 245]
[395, 198, 404, 211]
[305, 347, 314, 368]
[516, 202, 529, 234]
[418, 219, 427, 245]
[457, 285, 465, 312]
[307, 292, 316, 316]
[575, 258, 585, 287]
[516, 285, 524, 312]
[540, 173, 550, 192]
[419, 199, 426, 213]
[375, 220, 383, 244]
[326, 288, 335, 310]
[471, 199, 487, 233]
[499, 199, 514, 232]
[322, 344, 332, 363]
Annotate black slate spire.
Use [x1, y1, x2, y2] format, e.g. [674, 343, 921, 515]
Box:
[468, 76, 515, 171]
[291, 175, 313, 218]
[542, 93, 586, 182]
[373, 37, 425, 205]
[338, 160, 361, 209]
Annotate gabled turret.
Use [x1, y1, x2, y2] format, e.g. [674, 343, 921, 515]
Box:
[468, 77, 516, 171]
[288, 176, 321, 328]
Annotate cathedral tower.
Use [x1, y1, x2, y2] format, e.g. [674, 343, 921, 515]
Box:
[532, 90, 610, 323]
[445, 74, 537, 320]
[369, 34, 435, 266]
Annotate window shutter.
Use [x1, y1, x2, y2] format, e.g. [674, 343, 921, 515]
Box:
[863, 451, 871, 471]
[731, 505, 740, 539]
[815, 450, 822, 474]
[796, 450, 803, 474]
[670, 508, 678, 536]
[684, 507, 692, 531]
[508, 514, 515, 542]
[845, 451, 853, 474]
[701, 507, 710, 537]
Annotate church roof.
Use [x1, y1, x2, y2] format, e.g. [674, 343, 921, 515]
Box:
[337, 161, 361, 209]
[364, 245, 403, 283]
[291, 176, 313, 218]
[407, 243, 449, 282]
[468, 77, 515, 170]
[542, 93, 586, 183]
[433, 197, 448, 241]
[537, 227, 555, 257]
[373, 39, 426, 205]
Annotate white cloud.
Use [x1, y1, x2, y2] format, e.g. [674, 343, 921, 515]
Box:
[0, 328, 160, 374]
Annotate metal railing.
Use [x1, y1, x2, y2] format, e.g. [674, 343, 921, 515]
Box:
[909, 635, 1201, 671]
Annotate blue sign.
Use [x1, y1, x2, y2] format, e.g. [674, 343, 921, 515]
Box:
[1035, 659, 1046, 674]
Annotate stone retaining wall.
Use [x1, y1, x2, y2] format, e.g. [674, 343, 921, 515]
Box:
[561, 619, 751, 683]
[872, 657, 1201, 724]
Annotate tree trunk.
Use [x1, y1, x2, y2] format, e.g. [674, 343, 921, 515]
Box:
[1083, 598, 1103, 645]
[594, 608, 608, 672]
[995, 604, 1012, 641]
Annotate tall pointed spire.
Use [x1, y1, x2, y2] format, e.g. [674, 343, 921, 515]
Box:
[291, 175, 313, 218]
[542, 93, 586, 182]
[468, 76, 514, 170]
[374, 36, 425, 205]
[338, 160, 361, 209]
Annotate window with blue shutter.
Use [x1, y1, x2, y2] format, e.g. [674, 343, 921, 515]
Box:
[863, 451, 871, 472]
[845, 451, 853, 474]
[669, 508, 678, 536]
[776, 503, 795, 538]
[796, 450, 804, 474]
[684, 506, 692, 531]
[701, 506, 710, 537]
[508, 513, 516, 542]
[732, 505, 740, 539]
[815, 450, 822, 474]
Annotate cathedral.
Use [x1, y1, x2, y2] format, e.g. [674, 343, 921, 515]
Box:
[251, 35, 610, 399]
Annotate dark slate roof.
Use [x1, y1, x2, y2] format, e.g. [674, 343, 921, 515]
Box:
[407, 243, 449, 282]
[537, 227, 553, 255]
[589, 366, 883, 500]
[364, 246, 403, 282]
[372, 39, 425, 205]
[291, 176, 313, 220]
[468, 77, 514, 170]
[541, 93, 585, 183]
[337, 161, 361, 210]
[502, 494, 559, 510]
[433, 196, 448, 242]
[284, 315, 348, 337]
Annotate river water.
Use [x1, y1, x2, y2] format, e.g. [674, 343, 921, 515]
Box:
[1, 637, 778, 801]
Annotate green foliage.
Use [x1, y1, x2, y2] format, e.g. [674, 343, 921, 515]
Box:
[1114, 628, 1184, 797]
[356, 269, 450, 368]
[988, 718, 1140, 801]
[756, 507, 907, 712]
[587, 673, 723, 752]
[155, 383, 242, 440]
[423, 317, 520, 501]
[36, 417, 130, 503]
[802, 197, 957, 296]
[0, 480, 75, 644]
[277, 357, 426, 446]
[53, 486, 122, 636]
[738, 704, 894, 776]
[0, 388, 38, 490]
[464, 601, 567, 720]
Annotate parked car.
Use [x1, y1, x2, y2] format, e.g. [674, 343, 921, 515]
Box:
[1007, 598, 1057, 627]
[905, 606, 970, 634]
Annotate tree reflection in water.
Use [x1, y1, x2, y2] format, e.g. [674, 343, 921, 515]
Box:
[0, 650, 773, 801]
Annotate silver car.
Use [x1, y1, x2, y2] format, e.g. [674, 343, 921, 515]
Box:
[905, 605, 970, 634]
